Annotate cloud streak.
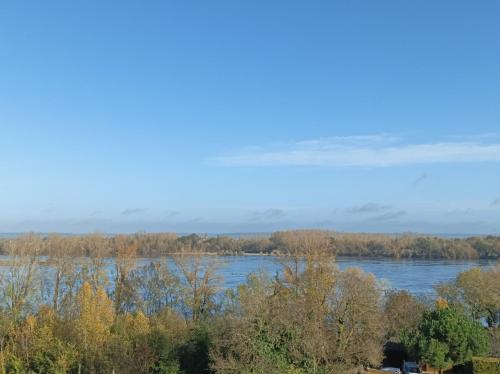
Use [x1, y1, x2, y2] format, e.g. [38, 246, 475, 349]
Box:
[348, 203, 391, 214]
[367, 210, 407, 222]
[214, 135, 500, 167]
[121, 208, 148, 216]
[412, 173, 429, 186]
[491, 199, 500, 208]
[251, 208, 286, 221]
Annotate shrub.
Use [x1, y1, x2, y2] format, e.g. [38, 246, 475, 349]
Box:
[468, 356, 500, 374]
[5, 353, 26, 374]
[401, 307, 490, 370]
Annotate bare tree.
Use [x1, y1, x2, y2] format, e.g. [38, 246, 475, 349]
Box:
[80, 233, 110, 292]
[130, 260, 181, 315]
[172, 248, 223, 321]
[41, 235, 85, 315]
[272, 230, 334, 289]
[112, 235, 138, 314]
[0, 233, 43, 319]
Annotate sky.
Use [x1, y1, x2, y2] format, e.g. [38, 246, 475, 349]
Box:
[1, 1, 500, 235]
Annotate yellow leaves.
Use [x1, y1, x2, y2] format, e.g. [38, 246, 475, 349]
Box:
[286, 364, 305, 374]
[25, 315, 36, 332]
[5, 307, 77, 371]
[458, 267, 500, 307]
[74, 282, 115, 357]
[116, 312, 150, 340]
[76, 283, 114, 327]
[151, 306, 189, 341]
[133, 312, 150, 334]
[436, 297, 449, 310]
[95, 288, 115, 327]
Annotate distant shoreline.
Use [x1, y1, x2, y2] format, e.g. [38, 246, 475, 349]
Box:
[1, 231, 498, 260]
[0, 231, 498, 239]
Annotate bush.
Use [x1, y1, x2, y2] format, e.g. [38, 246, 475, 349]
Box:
[401, 307, 490, 369]
[489, 328, 500, 357]
[5, 354, 26, 374]
[468, 357, 500, 374]
[178, 324, 212, 374]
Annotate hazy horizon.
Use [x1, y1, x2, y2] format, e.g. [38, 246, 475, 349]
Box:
[0, 230, 493, 240]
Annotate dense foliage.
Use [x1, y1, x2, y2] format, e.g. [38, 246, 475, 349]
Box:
[401, 305, 490, 370]
[0, 232, 496, 373]
[1, 230, 499, 259]
[467, 357, 500, 374]
[437, 266, 500, 328]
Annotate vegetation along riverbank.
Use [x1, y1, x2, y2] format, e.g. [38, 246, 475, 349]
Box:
[1, 230, 499, 260]
[0, 231, 497, 373]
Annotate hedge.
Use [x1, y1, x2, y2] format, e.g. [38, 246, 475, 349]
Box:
[468, 357, 500, 374]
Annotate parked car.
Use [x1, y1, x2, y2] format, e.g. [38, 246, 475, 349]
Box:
[381, 367, 401, 373]
[402, 361, 421, 374]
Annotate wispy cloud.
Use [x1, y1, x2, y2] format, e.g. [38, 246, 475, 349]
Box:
[164, 210, 180, 219]
[348, 203, 391, 214]
[412, 173, 429, 186]
[446, 208, 473, 216]
[251, 208, 286, 221]
[450, 133, 500, 142]
[368, 210, 407, 222]
[121, 208, 148, 216]
[213, 135, 500, 167]
[491, 199, 500, 208]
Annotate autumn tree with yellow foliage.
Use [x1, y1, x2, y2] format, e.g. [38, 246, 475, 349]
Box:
[72, 282, 115, 373]
[0, 232, 494, 373]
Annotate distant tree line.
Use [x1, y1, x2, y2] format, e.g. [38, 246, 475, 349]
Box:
[1, 230, 498, 259]
[0, 231, 496, 373]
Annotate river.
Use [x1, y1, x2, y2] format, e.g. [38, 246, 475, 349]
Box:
[215, 256, 494, 295]
[2, 255, 494, 296]
[135, 255, 494, 295]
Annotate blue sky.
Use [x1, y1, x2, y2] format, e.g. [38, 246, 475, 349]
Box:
[1, 1, 500, 234]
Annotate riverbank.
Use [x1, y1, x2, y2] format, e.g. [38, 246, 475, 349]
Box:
[1, 231, 499, 260]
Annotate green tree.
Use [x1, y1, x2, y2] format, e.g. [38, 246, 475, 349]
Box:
[402, 306, 490, 373]
[108, 312, 156, 374]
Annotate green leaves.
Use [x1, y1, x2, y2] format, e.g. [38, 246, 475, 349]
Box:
[419, 339, 451, 370]
[402, 307, 490, 369]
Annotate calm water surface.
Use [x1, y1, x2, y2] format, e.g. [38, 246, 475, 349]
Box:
[3, 256, 493, 296]
[211, 256, 494, 295]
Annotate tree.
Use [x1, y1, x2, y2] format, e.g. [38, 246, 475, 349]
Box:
[210, 265, 385, 373]
[130, 261, 181, 315]
[72, 282, 115, 373]
[112, 235, 138, 314]
[401, 305, 490, 373]
[437, 265, 500, 327]
[330, 268, 385, 368]
[271, 230, 334, 287]
[0, 234, 42, 320]
[107, 312, 156, 374]
[7, 307, 78, 373]
[148, 308, 189, 374]
[173, 250, 222, 321]
[43, 234, 83, 314]
[80, 233, 110, 292]
[383, 290, 428, 340]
